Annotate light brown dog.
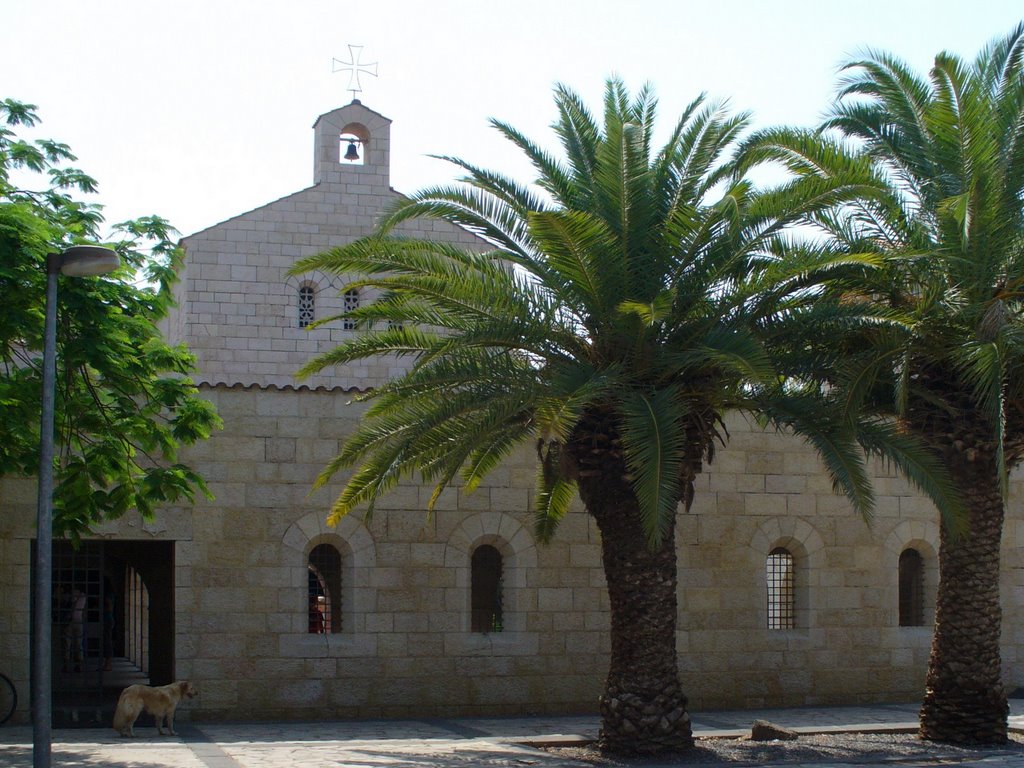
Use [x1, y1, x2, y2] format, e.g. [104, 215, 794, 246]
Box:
[112, 680, 197, 737]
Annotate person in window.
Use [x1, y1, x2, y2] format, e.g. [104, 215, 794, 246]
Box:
[308, 594, 325, 633]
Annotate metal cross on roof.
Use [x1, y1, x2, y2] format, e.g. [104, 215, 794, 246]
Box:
[332, 45, 378, 101]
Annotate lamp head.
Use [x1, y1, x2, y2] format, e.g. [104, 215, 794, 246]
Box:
[57, 246, 120, 277]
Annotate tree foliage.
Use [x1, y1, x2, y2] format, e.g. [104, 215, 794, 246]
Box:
[738, 24, 1024, 745]
[0, 99, 220, 537]
[290, 79, 963, 754]
[292, 80, 960, 542]
[740, 25, 1024, 479]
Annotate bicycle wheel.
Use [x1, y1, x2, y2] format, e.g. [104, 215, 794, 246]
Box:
[0, 673, 16, 726]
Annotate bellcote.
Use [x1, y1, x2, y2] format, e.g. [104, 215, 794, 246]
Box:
[313, 100, 392, 187]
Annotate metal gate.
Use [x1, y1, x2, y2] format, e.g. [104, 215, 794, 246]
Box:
[47, 540, 155, 726]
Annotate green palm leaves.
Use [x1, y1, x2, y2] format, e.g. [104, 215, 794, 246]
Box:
[744, 24, 1024, 495]
[801, 26, 1024, 745]
[291, 77, 958, 545]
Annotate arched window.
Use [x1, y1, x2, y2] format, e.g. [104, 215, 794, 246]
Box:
[298, 285, 316, 328]
[899, 548, 926, 627]
[308, 544, 342, 633]
[766, 547, 795, 629]
[343, 288, 359, 331]
[471, 544, 503, 633]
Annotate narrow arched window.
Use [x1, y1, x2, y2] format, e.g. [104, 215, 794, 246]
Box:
[298, 285, 316, 328]
[308, 544, 342, 633]
[343, 288, 359, 331]
[471, 545, 502, 633]
[899, 548, 925, 627]
[766, 547, 795, 629]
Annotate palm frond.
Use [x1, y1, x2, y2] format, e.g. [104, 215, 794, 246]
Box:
[527, 209, 623, 317]
[552, 82, 601, 199]
[534, 465, 577, 543]
[295, 327, 439, 379]
[955, 338, 1010, 495]
[618, 387, 687, 546]
[379, 186, 536, 258]
[534, 363, 620, 443]
[489, 118, 577, 206]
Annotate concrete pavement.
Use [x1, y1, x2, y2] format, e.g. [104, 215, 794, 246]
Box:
[1, 700, 1024, 767]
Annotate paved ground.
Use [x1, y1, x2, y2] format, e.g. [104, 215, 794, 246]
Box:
[2, 700, 1024, 767]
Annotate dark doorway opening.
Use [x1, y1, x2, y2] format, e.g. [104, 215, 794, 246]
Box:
[33, 539, 174, 727]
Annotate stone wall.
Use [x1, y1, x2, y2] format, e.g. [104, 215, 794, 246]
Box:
[3, 384, 1022, 722]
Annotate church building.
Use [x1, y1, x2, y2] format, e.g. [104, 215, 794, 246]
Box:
[1, 98, 1023, 725]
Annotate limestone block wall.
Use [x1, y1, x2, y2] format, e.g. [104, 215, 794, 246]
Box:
[676, 423, 946, 709]
[174, 190, 481, 392]
[169, 390, 1024, 718]
[169, 385, 606, 719]
[1, 385, 1023, 723]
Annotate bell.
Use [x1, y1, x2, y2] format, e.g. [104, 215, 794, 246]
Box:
[344, 140, 360, 161]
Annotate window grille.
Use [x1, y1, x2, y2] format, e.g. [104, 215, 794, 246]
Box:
[308, 544, 342, 633]
[766, 547, 795, 629]
[52, 542, 104, 671]
[471, 545, 503, 632]
[899, 548, 926, 626]
[343, 288, 359, 331]
[298, 285, 315, 328]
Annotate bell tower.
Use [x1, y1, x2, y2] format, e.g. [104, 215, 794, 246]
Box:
[312, 99, 392, 188]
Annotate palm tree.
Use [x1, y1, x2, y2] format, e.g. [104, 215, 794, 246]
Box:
[291, 80, 957, 755]
[740, 25, 1024, 745]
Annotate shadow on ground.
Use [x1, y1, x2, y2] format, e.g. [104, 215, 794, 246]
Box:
[0, 745, 179, 768]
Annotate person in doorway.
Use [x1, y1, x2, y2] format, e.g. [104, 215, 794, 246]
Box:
[102, 593, 115, 671]
[63, 588, 86, 672]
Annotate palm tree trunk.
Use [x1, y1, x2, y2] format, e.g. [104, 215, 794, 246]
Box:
[579, 474, 693, 754]
[919, 453, 1008, 744]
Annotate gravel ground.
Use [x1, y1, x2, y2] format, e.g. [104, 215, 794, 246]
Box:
[543, 732, 1024, 765]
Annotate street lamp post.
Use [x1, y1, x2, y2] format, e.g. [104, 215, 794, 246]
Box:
[33, 246, 120, 768]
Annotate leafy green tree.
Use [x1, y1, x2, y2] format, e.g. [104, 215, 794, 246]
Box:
[739, 25, 1024, 744]
[291, 80, 957, 755]
[0, 99, 220, 537]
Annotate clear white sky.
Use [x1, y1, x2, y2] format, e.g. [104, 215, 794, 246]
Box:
[4, 1, 1023, 239]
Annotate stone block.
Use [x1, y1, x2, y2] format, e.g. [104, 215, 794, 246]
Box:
[710, 473, 738, 492]
[409, 543, 445, 566]
[736, 473, 766, 493]
[377, 633, 408, 658]
[746, 452, 785, 474]
[745, 493, 787, 517]
[766, 474, 806, 494]
[537, 587, 573, 612]
[568, 543, 600, 568]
